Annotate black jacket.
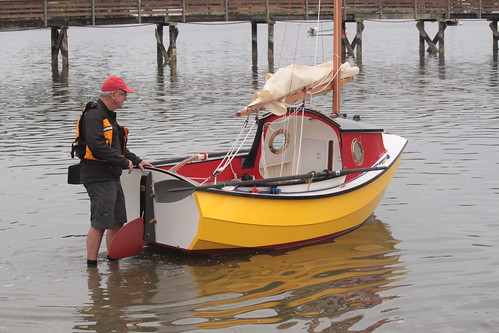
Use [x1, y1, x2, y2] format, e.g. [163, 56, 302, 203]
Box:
[80, 100, 141, 184]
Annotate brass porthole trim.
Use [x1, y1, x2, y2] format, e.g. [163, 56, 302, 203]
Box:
[269, 129, 290, 154]
[352, 139, 364, 166]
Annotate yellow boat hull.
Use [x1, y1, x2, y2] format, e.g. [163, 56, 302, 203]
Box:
[187, 154, 402, 251]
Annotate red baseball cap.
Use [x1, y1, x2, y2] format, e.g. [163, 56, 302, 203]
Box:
[101, 76, 135, 93]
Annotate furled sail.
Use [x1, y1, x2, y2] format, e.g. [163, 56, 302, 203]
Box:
[246, 61, 359, 116]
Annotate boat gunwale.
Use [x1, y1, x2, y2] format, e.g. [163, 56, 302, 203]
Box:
[145, 137, 406, 202]
[196, 146, 405, 200]
[146, 108, 406, 202]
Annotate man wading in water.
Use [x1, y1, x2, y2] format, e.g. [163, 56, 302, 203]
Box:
[80, 76, 152, 266]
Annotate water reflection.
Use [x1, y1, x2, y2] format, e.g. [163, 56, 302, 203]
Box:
[1, 20, 498, 332]
[491, 59, 498, 86]
[77, 263, 159, 332]
[52, 67, 69, 84]
[418, 52, 446, 79]
[188, 217, 404, 331]
[156, 64, 180, 94]
[78, 217, 404, 332]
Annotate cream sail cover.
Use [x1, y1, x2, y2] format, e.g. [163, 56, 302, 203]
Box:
[248, 61, 359, 115]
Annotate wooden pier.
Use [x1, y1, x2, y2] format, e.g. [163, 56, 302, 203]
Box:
[1, 0, 498, 73]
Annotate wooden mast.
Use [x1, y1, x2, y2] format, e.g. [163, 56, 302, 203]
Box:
[332, 0, 342, 115]
[236, 0, 355, 118]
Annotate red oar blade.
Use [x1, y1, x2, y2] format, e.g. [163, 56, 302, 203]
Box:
[109, 217, 147, 259]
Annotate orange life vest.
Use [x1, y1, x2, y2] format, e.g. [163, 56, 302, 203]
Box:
[71, 102, 129, 162]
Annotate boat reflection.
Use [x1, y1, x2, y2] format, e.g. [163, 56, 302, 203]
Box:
[184, 216, 405, 330]
[77, 216, 405, 332]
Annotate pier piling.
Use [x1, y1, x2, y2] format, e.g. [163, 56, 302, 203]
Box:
[342, 21, 364, 63]
[0, 1, 494, 74]
[50, 26, 68, 80]
[251, 21, 276, 72]
[268, 22, 275, 72]
[417, 20, 447, 56]
[252, 22, 258, 66]
[156, 23, 178, 67]
[491, 20, 498, 59]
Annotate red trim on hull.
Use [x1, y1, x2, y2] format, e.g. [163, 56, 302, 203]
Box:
[257, 224, 361, 250]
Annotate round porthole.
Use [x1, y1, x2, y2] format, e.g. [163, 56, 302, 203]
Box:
[269, 129, 289, 154]
[352, 139, 364, 166]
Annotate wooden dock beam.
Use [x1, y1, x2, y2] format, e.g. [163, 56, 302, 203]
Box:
[251, 21, 275, 73]
[156, 23, 179, 67]
[268, 22, 275, 71]
[491, 20, 498, 60]
[342, 21, 364, 63]
[50, 26, 69, 80]
[251, 22, 258, 65]
[416, 20, 447, 56]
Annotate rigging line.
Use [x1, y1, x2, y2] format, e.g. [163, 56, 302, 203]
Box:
[201, 119, 257, 184]
[203, 123, 247, 182]
[228, 120, 256, 160]
[287, 2, 317, 171]
[277, 0, 293, 69]
[281, 108, 301, 176]
[278, 0, 305, 70]
[285, 74, 332, 109]
[277, 22, 288, 69]
[229, 160, 238, 179]
[313, 0, 323, 66]
[291, 0, 306, 67]
[265, 119, 286, 177]
[260, 126, 269, 179]
[309, 0, 323, 108]
[277, 0, 306, 111]
[214, 122, 250, 167]
[329, 64, 342, 84]
[292, 106, 306, 175]
[276, 108, 293, 177]
[285, 5, 306, 121]
[310, 69, 336, 95]
[278, 111, 292, 177]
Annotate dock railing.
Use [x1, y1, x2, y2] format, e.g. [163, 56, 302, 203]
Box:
[0, 0, 498, 28]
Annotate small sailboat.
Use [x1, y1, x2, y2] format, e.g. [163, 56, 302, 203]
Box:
[109, 0, 407, 258]
[307, 27, 334, 36]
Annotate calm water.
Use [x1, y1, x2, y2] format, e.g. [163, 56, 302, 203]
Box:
[0, 19, 498, 332]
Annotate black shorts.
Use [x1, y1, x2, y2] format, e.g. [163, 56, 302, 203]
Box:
[84, 180, 127, 230]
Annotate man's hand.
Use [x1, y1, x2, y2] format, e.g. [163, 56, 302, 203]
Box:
[128, 159, 134, 174]
[138, 160, 154, 171]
